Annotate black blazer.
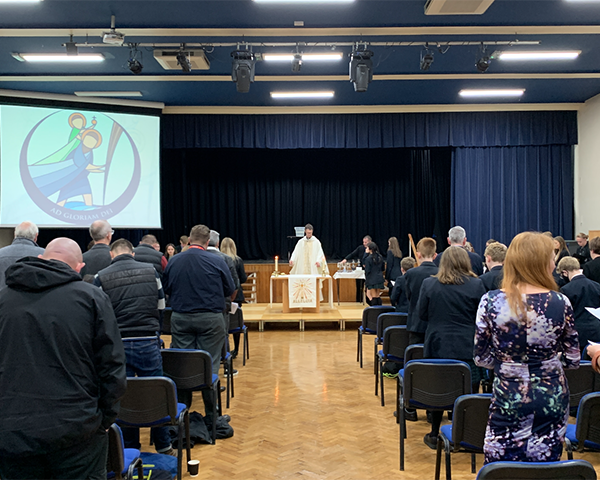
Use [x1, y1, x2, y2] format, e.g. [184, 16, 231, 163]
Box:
[434, 247, 484, 276]
[480, 265, 503, 292]
[575, 243, 592, 265]
[390, 274, 409, 313]
[365, 254, 385, 287]
[560, 274, 600, 349]
[417, 276, 486, 360]
[385, 251, 402, 283]
[404, 261, 439, 334]
[345, 245, 367, 265]
[583, 257, 600, 284]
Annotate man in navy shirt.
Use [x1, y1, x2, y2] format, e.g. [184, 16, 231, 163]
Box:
[163, 224, 235, 420]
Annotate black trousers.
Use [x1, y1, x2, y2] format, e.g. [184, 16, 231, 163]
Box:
[0, 428, 108, 480]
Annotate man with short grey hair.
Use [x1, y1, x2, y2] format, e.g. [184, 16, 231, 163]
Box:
[0, 221, 44, 288]
[434, 225, 484, 275]
[81, 220, 113, 277]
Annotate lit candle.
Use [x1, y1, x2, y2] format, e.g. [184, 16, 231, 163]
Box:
[275, 256, 278, 272]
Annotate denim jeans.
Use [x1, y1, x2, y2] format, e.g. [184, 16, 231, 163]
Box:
[122, 338, 172, 452]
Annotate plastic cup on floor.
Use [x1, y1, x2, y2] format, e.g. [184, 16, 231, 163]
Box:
[188, 459, 200, 476]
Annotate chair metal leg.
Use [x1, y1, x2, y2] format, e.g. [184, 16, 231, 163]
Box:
[243, 327, 249, 366]
[565, 438, 574, 460]
[444, 437, 452, 480]
[225, 359, 231, 409]
[212, 384, 218, 444]
[434, 436, 443, 480]
[375, 354, 379, 396]
[396, 377, 400, 424]
[399, 399, 406, 471]
[217, 380, 223, 417]
[471, 453, 476, 474]
[380, 359, 385, 407]
[357, 329, 362, 365]
[231, 358, 235, 399]
[176, 417, 184, 480]
[374, 338, 378, 375]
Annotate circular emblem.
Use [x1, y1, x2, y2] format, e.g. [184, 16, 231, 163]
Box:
[20, 110, 141, 226]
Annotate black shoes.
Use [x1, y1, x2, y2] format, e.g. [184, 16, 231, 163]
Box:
[423, 433, 438, 450]
[393, 408, 418, 422]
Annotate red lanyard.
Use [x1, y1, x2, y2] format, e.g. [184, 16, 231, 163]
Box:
[188, 245, 205, 251]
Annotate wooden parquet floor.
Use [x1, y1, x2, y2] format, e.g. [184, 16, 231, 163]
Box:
[150, 328, 600, 480]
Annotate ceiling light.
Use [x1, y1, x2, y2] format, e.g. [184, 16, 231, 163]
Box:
[254, 0, 355, 3]
[349, 48, 374, 93]
[263, 53, 344, 62]
[498, 51, 580, 60]
[14, 53, 104, 63]
[459, 89, 525, 97]
[231, 49, 257, 93]
[271, 91, 334, 98]
[74, 91, 143, 97]
[420, 48, 434, 71]
[0, 0, 42, 3]
[291, 53, 302, 72]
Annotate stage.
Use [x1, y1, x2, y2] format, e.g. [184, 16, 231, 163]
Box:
[241, 302, 365, 331]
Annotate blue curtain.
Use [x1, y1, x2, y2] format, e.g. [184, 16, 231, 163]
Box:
[452, 145, 574, 255]
[162, 111, 577, 149]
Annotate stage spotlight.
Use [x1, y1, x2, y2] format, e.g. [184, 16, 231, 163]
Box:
[349, 49, 373, 92]
[176, 51, 191, 72]
[127, 45, 143, 75]
[231, 49, 257, 93]
[420, 48, 434, 71]
[476, 44, 491, 73]
[476, 55, 491, 72]
[291, 53, 302, 72]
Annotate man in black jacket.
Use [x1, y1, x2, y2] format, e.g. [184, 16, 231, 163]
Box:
[434, 226, 484, 276]
[480, 242, 506, 292]
[342, 235, 371, 302]
[133, 234, 165, 275]
[0, 238, 126, 479]
[390, 257, 416, 313]
[94, 239, 175, 455]
[81, 219, 113, 276]
[583, 236, 600, 284]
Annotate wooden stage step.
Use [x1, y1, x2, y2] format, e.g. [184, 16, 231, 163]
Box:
[242, 303, 364, 331]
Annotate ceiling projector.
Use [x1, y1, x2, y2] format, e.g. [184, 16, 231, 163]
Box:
[103, 31, 125, 45]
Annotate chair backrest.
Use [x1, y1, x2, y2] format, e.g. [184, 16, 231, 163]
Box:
[382, 326, 409, 361]
[576, 392, 600, 448]
[107, 424, 124, 477]
[376, 312, 408, 338]
[404, 344, 424, 364]
[403, 360, 472, 410]
[476, 460, 597, 480]
[566, 361, 600, 409]
[229, 308, 244, 330]
[118, 376, 179, 425]
[362, 305, 395, 331]
[451, 394, 492, 451]
[161, 349, 214, 390]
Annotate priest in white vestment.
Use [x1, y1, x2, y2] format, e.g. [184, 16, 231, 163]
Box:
[289, 224, 329, 276]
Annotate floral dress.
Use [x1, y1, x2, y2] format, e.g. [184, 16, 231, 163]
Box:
[474, 290, 580, 464]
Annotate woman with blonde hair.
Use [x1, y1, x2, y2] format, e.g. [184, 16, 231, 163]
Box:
[575, 232, 591, 265]
[385, 237, 403, 286]
[221, 237, 248, 358]
[474, 231, 579, 464]
[416, 246, 486, 449]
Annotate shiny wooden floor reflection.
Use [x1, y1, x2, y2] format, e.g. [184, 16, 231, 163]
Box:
[152, 327, 600, 480]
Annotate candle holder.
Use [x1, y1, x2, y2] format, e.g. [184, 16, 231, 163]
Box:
[272, 256, 284, 276]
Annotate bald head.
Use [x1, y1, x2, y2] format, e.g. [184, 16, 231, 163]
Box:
[41, 238, 85, 273]
[89, 220, 112, 244]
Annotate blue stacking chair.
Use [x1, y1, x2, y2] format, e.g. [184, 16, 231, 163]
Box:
[435, 394, 492, 480]
[375, 325, 409, 407]
[161, 349, 222, 444]
[221, 348, 235, 408]
[107, 424, 144, 480]
[228, 308, 249, 366]
[566, 391, 600, 459]
[398, 359, 472, 471]
[116, 377, 191, 480]
[565, 361, 600, 416]
[374, 312, 408, 374]
[476, 460, 597, 480]
[395, 344, 424, 423]
[357, 305, 394, 369]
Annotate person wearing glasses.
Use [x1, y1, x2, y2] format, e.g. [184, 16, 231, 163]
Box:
[81, 220, 113, 276]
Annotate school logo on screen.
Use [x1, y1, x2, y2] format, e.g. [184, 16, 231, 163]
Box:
[20, 110, 141, 225]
